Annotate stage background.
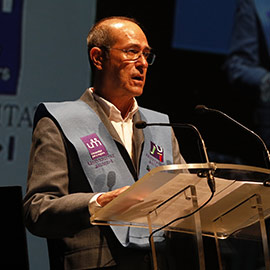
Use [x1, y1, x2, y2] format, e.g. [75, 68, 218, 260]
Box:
[1, 0, 268, 268]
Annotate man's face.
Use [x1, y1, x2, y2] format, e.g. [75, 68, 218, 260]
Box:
[102, 21, 150, 100]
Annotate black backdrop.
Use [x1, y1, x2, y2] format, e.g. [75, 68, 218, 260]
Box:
[96, 0, 266, 167]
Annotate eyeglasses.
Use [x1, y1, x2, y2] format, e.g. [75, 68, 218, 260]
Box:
[109, 48, 156, 65]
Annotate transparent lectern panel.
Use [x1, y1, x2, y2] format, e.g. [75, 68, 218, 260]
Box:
[147, 184, 203, 234]
[212, 194, 263, 239]
[91, 163, 270, 241]
[91, 164, 212, 227]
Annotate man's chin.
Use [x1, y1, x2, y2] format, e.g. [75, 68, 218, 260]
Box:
[130, 86, 144, 97]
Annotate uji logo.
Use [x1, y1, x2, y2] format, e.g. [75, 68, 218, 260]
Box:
[150, 141, 164, 162]
[81, 133, 108, 160]
[0, 0, 24, 95]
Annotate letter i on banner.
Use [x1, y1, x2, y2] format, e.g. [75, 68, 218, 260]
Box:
[0, 0, 24, 95]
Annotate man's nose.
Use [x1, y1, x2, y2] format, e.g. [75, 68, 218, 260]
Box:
[136, 53, 149, 68]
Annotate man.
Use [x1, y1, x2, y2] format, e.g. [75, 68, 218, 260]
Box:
[23, 17, 185, 269]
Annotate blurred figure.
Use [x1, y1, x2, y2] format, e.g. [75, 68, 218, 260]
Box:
[225, 0, 270, 147]
[224, 3, 270, 268]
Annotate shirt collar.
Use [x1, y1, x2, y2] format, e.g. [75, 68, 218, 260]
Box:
[89, 88, 139, 122]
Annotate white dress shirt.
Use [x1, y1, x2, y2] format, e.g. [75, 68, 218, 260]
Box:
[91, 89, 139, 157]
[88, 88, 139, 214]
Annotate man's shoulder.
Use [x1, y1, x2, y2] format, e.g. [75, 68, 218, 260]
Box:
[33, 89, 97, 126]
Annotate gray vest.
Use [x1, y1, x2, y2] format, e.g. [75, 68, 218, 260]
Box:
[36, 100, 173, 248]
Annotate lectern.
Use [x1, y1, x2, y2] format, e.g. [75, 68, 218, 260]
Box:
[91, 163, 270, 270]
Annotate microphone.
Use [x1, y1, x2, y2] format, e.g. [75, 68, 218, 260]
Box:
[135, 120, 215, 192]
[135, 121, 148, 129]
[195, 105, 270, 169]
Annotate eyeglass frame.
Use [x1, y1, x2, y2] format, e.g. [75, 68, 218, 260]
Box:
[102, 46, 156, 65]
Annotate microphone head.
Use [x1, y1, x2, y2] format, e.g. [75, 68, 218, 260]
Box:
[195, 105, 208, 114]
[135, 121, 147, 129]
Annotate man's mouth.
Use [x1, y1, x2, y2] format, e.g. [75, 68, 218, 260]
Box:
[132, 75, 143, 82]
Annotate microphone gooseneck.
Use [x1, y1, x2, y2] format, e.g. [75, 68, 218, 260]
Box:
[136, 120, 216, 193]
[195, 104, 270, 169]
[135, 120, 210, 165]
[138, 118, 217, 253]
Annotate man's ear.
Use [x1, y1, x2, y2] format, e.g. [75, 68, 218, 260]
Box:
[90, 47, 104, 70]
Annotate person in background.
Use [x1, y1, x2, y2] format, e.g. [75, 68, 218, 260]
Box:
[225, 0, 270, 147]
[223, 1, 270, 268]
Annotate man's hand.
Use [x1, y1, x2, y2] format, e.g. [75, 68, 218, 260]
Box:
[97, 186, 130, 207]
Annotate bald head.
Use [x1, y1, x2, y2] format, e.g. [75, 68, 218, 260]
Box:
[87, 17, 141, 53]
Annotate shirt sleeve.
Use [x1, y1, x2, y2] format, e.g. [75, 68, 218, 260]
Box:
[88, 192, 104, 215]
